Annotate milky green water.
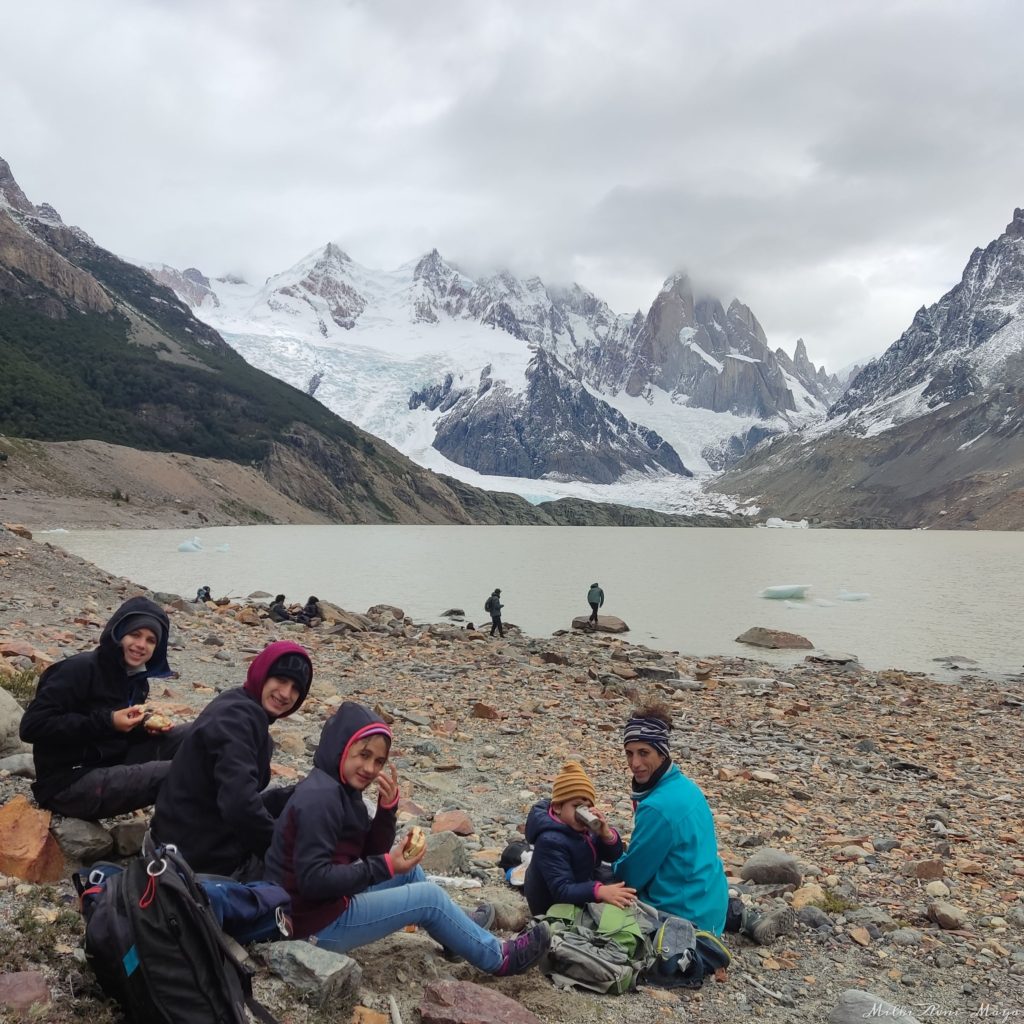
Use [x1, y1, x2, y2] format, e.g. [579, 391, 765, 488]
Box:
[46, 525, 1024, 677]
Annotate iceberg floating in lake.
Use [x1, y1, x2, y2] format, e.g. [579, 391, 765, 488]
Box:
[177, 537, 203, 553]
[215, 543, 231, 553]
[760, 584, 812, 600]
[762, 517, 810, 529]
[837, 589, 870, 601]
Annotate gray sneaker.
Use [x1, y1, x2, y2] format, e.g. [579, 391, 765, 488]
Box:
[742, 906, 797, 945]
[469, 901, 496, 931]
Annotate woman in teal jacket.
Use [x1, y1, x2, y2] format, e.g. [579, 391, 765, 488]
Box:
[612, 703, 794, 945]
[612, 703, 728, 934]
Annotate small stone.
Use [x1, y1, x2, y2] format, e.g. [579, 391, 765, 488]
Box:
[889, 928, 923, 947]
[420, 980, 543, 1024]
[925, 880, 950, 898]
[0, 970, 50, 1012]
[829, 989, 922, 1024]
[432, 810, 474, 836]
[792, 883, 826, 910]
[927, 901, 969, 931]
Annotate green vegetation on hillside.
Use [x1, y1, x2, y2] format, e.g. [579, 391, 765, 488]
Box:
[0, 295, 363, 463]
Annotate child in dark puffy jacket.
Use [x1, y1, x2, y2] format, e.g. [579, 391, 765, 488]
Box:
[523, 761, 635, 916]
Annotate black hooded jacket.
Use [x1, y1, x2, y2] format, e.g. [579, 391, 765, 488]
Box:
[265, 701, 398, 938]
[150, 640, 312, 876]
[19, 596, 171, 805]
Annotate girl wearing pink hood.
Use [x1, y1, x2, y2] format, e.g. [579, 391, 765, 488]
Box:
[151, 640, 313, 880]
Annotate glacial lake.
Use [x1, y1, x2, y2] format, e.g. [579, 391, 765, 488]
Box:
[46, 525, 1024, 678]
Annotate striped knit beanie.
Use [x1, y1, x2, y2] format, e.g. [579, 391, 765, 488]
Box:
[623, 714, 671, 759]
[551, 761, 596, 805]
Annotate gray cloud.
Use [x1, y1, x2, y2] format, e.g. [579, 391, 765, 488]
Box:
[2, 0, 1021, 369]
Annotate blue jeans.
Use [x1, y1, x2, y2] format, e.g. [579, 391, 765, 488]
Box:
[313, 867, 503, 972]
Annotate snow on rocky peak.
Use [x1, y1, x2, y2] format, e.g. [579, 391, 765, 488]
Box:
[829, 208, 1024, 435]
[143, 244, 835, 515]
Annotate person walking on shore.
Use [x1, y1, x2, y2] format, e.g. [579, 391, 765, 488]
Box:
[484, 588, 504, 638]
[587, 582, 604, 629]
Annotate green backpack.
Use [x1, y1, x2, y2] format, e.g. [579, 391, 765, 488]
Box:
[540, 902, 657, 995]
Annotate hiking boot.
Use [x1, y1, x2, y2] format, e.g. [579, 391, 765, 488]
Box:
[742, 906, 796, 945]
[497, 921, 550, 975]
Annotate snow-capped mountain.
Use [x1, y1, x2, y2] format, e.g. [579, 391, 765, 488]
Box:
[147, 243, 837, 514]
[714, 209, 1024, 529]
[829, 207, 1024, 430]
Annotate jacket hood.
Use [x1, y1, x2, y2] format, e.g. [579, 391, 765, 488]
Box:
[243, 640, 313, 718]
[525, 799, 580, 843]
[313, 701, 392, 784]
[99, 597, 171, 677]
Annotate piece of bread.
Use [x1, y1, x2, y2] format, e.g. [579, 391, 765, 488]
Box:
[406, 826, 426, 858]
[144, 712, 173, 730]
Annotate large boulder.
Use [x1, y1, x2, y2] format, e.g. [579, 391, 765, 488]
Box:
[571, 615, 629, 634]
[264, 941, 361, 999]
[736, 627, 813, 649]
[51, 818, 114, 863]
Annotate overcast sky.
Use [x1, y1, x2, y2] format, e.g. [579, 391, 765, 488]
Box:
[2, 0, 1021, 370]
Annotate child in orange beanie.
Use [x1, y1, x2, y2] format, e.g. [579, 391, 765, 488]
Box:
[523, 761, 636, 915]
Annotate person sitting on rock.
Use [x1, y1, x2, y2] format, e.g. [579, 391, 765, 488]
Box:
[265, 700, 551, 975]
[19, 596, 186, 819]
[268, 594, 292, 623]
[151, 640, 313, 880]
[296, 595, 322, 626]
[195, 585, 212, 603]
[613, 702, 795, 946]
[523, 760, 633, 916]
[587, 582, 604, 628]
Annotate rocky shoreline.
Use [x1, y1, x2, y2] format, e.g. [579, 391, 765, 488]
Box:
[1, 525, 1022, 1023]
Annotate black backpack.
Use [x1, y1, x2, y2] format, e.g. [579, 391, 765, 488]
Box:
[484, 596, 495, 614]
[74, 839, 279, 1024]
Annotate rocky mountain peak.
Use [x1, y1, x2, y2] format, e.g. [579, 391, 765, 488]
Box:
[411, 249, 472, 323]
[1007, 207, 1024, 241]
[321, 242, 351, 264]
[0, 157, 34, 215]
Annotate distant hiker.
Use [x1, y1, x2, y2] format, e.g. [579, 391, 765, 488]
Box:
[151, 640, 313, 880]
[485, 588, 504, 638]
[523, 761, 632, 916]
[613, 703, 794, 946]
[265, 701, 550, 974]
[195, 585, 212, 603]
[297, 595, 322, 626]
[19, 597, 187, 819]
[587, 582, 605, 627]
[268, 594, 292, 623]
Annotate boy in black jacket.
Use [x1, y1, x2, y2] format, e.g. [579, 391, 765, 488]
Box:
[151, 639, 312, 880]
[524, 761, 634, 916]
[19, 596, 184, 819]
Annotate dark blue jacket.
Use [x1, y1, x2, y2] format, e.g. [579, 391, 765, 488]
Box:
[523, 799, 623, 916]
[265, 702, 398, 938]
[20, 596, 171, 805]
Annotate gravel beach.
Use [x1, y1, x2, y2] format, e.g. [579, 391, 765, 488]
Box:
[1, 524, 1022, 1023]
